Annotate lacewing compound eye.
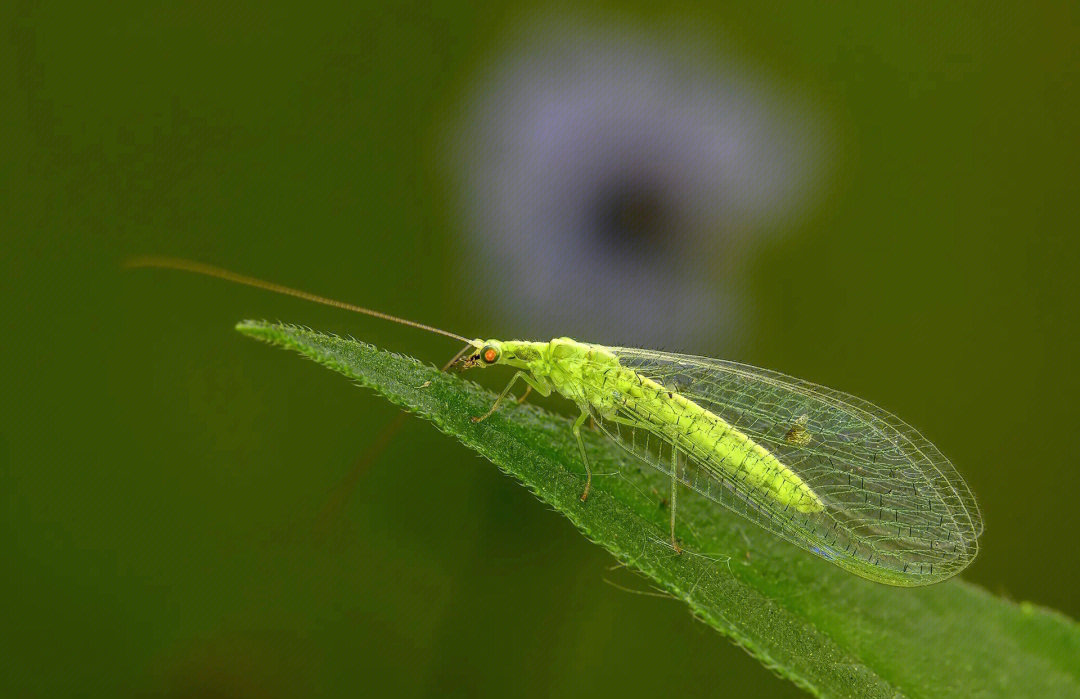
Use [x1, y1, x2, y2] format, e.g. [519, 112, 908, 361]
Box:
[483, 347, 498, 364]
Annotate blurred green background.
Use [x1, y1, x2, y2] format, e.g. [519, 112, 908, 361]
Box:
[5, 2, 1078, 697]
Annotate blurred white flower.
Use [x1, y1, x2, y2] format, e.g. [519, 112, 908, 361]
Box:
[444, 16, 833, 349]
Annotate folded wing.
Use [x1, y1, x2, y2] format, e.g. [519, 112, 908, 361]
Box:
[585, 347, 982, 586]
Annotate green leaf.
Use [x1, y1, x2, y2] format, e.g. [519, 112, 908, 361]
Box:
[237, 320, 1080, 698]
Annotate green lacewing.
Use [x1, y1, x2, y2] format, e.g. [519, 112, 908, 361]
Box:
[128, 256, 982, 586]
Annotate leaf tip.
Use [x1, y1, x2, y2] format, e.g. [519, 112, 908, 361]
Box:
[235, 319, 287, 345]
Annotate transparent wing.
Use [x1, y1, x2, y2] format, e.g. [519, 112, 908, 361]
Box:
[586, 347, 982, 586]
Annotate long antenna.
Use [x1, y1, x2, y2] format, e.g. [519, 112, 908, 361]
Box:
[125, 255, 473, 344]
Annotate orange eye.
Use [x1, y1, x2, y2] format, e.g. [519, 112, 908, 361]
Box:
[482, 347, 498, 363]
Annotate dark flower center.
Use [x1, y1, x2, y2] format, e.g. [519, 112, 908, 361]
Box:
[588, 175, 673, 256]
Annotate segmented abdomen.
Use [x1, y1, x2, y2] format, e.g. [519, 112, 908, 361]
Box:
[586, 362, 824, 513]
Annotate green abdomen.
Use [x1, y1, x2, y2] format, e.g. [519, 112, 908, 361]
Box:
[597, 365, 824, 514]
